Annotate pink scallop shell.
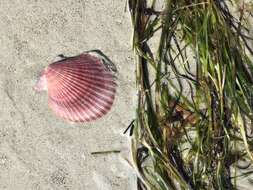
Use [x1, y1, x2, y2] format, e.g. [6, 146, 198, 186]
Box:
[35, 53, 116, 122]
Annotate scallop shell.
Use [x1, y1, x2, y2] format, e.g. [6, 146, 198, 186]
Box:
[35, 53, 116, 122]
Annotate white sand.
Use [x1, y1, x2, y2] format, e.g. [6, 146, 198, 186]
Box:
[0, 0, 136, 189]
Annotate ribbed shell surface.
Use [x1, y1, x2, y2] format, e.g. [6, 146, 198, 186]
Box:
[43, 53, 116, 122]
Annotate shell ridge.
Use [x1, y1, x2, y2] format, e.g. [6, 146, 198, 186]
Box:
[73, 97, 99, 121]
[47, 70, 115, 104]
[55, 73, 116, 96]
[55, 67, 116, 89]
[79, 99, 103, 119]
[49, 79, 114, 109]
[47, 73, 76, 102]
[50, 91, 87, 122]
[56, 66, 115, 83]
[80, 95, 110, 116]
[49, 92, 73, 120]
[51, 57, 111, 73]
[48, 65, 116, 91]
[47, 67, 76, 93]
[49, 99, 77, 121]
[48, 78, 105, 122]
[48, 70, 115, 103]
[74, 102, 87, 121]
[46, 69, 74, 101]
[47, 69, 87, 121]
[48, 78, 114, 121]
[47, 60, 115, 87]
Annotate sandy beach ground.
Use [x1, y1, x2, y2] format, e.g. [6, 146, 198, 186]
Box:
[0, 0, 136, 189]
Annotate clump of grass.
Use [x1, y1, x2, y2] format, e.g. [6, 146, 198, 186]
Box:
[128, 0, 253, 189]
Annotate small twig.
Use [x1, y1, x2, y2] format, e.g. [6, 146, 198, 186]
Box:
[91, 150, 121, 155]
[123, 119, 135, 135]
